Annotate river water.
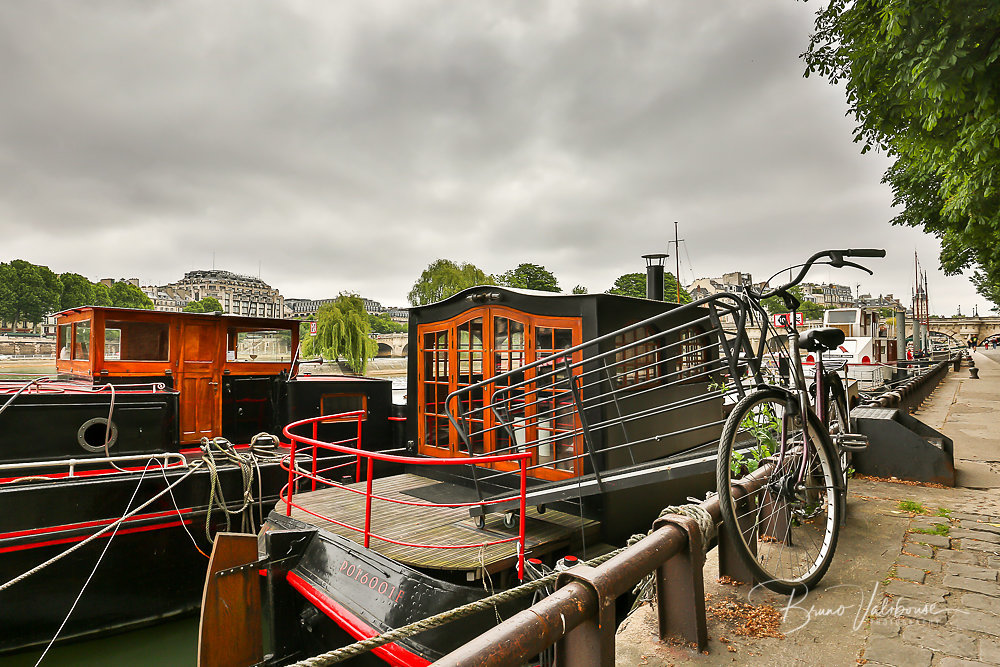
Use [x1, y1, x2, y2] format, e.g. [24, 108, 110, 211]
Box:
[0, 360, 406, 666]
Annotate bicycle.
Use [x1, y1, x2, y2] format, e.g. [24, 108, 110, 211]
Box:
[715, 248, 885, 594]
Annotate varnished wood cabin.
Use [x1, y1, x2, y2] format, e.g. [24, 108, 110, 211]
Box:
[54, 306, 299, 445]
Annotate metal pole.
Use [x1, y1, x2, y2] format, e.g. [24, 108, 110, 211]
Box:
[674, 221, 681, 303]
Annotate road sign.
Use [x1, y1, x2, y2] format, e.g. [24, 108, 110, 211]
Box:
[309, 321, 318, 336]
[772, 312, 804, 327]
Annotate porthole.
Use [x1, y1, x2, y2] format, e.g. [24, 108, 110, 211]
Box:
[78, 418, 119, 453]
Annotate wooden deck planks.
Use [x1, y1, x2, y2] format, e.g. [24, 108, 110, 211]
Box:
[288, 473, 599, 572]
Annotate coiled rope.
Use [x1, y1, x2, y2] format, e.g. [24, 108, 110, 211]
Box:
[287, 502, 715, 667]
[200, 434, 285, 541]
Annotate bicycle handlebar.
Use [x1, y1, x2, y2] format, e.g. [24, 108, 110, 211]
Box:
[756, 248, 885, 300]
[844, 248, 887, 258]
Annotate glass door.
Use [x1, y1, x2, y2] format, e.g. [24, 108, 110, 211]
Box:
[529, 324, 581, 479]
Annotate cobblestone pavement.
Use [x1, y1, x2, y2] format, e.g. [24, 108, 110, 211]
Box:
[616, 351, 1000, 665]
[868, 510, 1000, 666]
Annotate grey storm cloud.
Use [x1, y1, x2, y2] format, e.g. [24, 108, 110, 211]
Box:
[0, 0, 983, 313]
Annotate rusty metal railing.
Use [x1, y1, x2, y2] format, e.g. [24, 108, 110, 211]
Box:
[432, 463, 774, 667]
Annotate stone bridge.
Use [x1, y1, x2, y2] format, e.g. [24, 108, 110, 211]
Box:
[373, 333, 408, 358]
[904, 316, 1000, 344]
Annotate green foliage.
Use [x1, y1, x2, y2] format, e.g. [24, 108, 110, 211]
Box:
[607, 273, 646, 298]
[730, 403, 779, 476]
[0, 260, 63, 328]
[496, 263, 560, 292]
[760, 286, 827, 320]
[184, 297, 224, 313]
[803, 2, 1000, 308]
[607, 272, 691, 303]
[572, 284, 588, 294]
[59, 273, 95, 310]
[200, 297, 223, 313]
[367, 312, 407, 334]
[300, 293, 379, 374]
[91, 283, 112, 307]
[897, 499, 928, 515]
[914, 523, 950, 536]
[936, 507, 952, 518]
[108, 281, 154, 309]
[407, 259, 494, 306]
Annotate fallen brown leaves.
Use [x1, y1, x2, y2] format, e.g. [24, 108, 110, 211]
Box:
[707, 599, 785, 640]
[855, 474, 946, 489]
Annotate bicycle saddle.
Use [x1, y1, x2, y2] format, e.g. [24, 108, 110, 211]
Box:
[798, 327, 846, 352]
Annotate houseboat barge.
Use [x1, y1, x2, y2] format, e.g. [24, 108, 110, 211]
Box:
[0, 306, 399, 655]
[199, 285, 779, 666]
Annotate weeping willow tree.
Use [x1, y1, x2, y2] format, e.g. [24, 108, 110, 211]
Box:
[301, 293, 378, 374]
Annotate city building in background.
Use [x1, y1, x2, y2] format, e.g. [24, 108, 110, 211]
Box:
[686, 272, 753, 300]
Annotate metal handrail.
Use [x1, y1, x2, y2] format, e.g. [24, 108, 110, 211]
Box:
[0, 452, 188, 481]
[282, 413, 532, 579]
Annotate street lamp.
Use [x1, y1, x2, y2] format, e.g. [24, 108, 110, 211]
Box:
[642, 253, 669, 301]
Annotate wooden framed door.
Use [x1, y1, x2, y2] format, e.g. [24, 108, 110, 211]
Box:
[416, 306, 582, 480]
[178, 320, 221, 444]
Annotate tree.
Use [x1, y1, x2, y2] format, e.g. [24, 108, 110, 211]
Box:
[607, 273, 646, 298]
[108, 281, 154, 309]
[367, 312, 407, 334]
[607, 272, 692, 303]
[301, 293, 379, 374]
[760, 286, 827, 320]
[184, 296, 223, 313]
[496, 263, 560, 292]
[407, 259, 493, 306]
[59, 273, 94, 310]
[0, 260, 63, 330]
[572, 284, 588, 294]
[803, 2, 1000, 306]
[92, 283, 113, 307]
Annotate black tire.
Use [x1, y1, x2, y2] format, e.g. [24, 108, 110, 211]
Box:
[717, 388, 843, 594]
[824, 372, 853, 487]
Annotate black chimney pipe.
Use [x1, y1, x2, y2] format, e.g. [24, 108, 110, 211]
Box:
[643, 253, 669, 301]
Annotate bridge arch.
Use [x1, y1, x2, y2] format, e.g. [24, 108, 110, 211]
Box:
[376, 343, 393, 358]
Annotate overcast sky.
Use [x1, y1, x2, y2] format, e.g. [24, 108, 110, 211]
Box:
[0, 1, 985, 315]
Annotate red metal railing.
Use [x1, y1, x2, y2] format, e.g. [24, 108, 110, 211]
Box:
[281, 413, 532, 579]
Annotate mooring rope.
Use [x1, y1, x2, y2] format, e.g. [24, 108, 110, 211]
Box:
[287, 502, 715, 667]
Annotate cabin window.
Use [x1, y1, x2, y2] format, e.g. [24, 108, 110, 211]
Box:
[57, 325, 72, 360]
[104, 320, 169, 361]
[614, 325, 659, 388]
[416, 309, 581, 479]
[422, 329, 451, 450]
[227, 329, 292, 362]
[321, 393, 367, 421]
[677, 326, 708, 381]
[493, 316, 526, 455]
[73, 321, 91, 360]
[456, 317, 485, 453]
[533, 325, 576, 471]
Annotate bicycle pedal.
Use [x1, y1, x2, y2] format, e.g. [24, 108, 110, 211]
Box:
[836, 433, 869, 452]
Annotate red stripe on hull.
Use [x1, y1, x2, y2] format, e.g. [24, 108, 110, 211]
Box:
[0, 508, 192, 541]
[285, 570, 430, 667]
[0, 519, 192, 554]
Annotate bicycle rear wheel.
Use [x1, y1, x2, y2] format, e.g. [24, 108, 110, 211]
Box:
[717, 388, 843, 594]
[824, 372, 853, 485]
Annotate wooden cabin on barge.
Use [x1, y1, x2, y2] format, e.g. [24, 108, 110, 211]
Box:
[203, 285, 738, 665]
[0, 306, 396, 655]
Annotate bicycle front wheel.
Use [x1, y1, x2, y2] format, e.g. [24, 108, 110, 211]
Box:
[717, 388, 842, 594]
